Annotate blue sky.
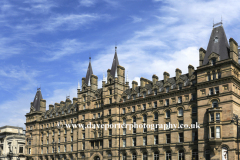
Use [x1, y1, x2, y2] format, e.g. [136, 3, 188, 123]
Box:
[1, 0, 240, 129]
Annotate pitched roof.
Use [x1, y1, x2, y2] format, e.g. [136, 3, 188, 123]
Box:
[202, 25, 229, 65]
[110, 47, 119, 77]
[85, 59, 93, 85]
[33, 89, 43, 111]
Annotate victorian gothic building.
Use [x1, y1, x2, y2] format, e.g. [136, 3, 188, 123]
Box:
[25, 23, 240, 160]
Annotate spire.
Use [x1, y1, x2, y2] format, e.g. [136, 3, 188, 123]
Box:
[32, 87, 43, 111]
[110, 46, 119, 77]
[85, 57, 93, 85]
[202, 24, 229, 65]
[78, 80, 80, 90]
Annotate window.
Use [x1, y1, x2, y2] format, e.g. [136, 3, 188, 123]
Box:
[207, 73, 211, 81]
[19, 147, 23, 153]
[123, 118, 126, 125]
[52, 138, 55, 143]
[123, 153, 127, 160]
[143, 124, 147, 133]
[154, 101, 157, 108]
[71, 145, 73, 152]
[179, 133, 184, 142]
[179, 150, 185, 160]
[82, 115, 85, 120]
[109, 119, 112, 125]
[52, 146, 54, 153]
[209, 88, 213, 95]
[178, 108, 183, 116]
[132, 106, 135, 112]
[128, 95, 131, 99]
[165, 99, 169, 106]
[216, 113, 220, 121]
[192, 149, 198, 160]
[154, 124, 158, 132]
[192, 130, 198, 141]
[215, 87, 219, 94]
[71, 128, 73, 133]
[210, 113, 214, 122]
[64, 145, 66, 152]
[166, 86, 169, 93]
[142, 104, 146, 110]
[191, 93, 196, 101]
[133, 95, 136, 100]
[71, 136, 73, 142]
[192, 107, 197, 114]
[93, 114, 96, 119]
[58, 138, 60, 143]
[143, 92, 146, 98]
[213, 71, 216, 80]
[123, 128, 126, 135]
[179, 120, 183, 128]
[166, 151, 171, 160]
[178, 96, 182, 103]
[132, 138, 136, 146]
[83, 105, 86, 110]
[64, 137, 66, 142]
[123, 97, 126, 102]
[58, 130, 60, 135]
[109, 89, 112, 95]
[82, 142, 85, 150]
[212, 101, 218, 108]
[154, 112, 158, 120]
[192, 118, 197, 125]
[82, 133, 85, 139]
[132, 153, 137, 160]
[218, 71, 221, 78]
[166, 134, 170, 143]
[179, 83, 182, 90]
[122, 108, 125, 114]
[123, 139, 126, 147]
[143, 137, 147, 146]
[143, 115, 147, 122]
[108, 109, 111, 115]
[216, 126, 221, 138]
[154, 152, 159, 160]
[166, 110, 170, 118]
[212, 58, 216, 65]
[98, 113, 100, 118]
[210, 127, 214, 138]
[154, 135, 158, 145]
[143, 152, 147, 160]
[154, 89, 157, 95]
[133, 116, 136, 123]
[133, 127, 136, 134]
[109, 139, 112, 147]
[109, 98, 112, 104]
[109, 129, 112, 136]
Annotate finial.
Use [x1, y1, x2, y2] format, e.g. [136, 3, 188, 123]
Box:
[103, 73, 106, 81]
[115, 46, 117, 53]
[89, 56, 91, 63]
[78, 80, 80, 90]
[126, 71, 129, 82]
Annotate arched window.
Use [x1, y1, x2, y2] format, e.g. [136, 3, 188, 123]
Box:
[154, 113, 158, 120]
[132, 153, 137, 160]
[212, 100, 218, 108]
[143, 152, 147, 160]
[122, 153, 126, 160]
[178, 108, 183, 116]
[179, 150, 185, 160]
[166, 110, 170, 118]
[192, 149, 198, 160]
[143, 115, 147, 122]
[222, 147, 228, 160]
[154, 151, 159, 160]
[166, 151, 171, 160]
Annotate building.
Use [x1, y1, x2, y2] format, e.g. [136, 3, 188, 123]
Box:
[0, 126, 25, 160]
[25, 22, 240, 160]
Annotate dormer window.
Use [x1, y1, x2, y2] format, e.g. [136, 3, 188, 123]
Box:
[127, 95, 130, 99]
[166, 86, 169, 93]
[214, 37, 218, 43]
[211, 58, 216, 65]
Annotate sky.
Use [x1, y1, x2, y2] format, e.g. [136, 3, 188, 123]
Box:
[1, 0, 240, 129]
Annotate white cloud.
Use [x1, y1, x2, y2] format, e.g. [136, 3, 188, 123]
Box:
[79, 0, 96, 7]
[130, 16, 143, 23]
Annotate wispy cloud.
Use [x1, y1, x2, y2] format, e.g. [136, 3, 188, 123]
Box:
[79, 0, 96, 7]
[130, 16, 143, 23]
[42, 39, 99, 61]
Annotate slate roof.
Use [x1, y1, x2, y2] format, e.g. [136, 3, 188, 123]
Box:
[33, 89, 43, 111]
[85, 59, 93, 85]
[110, 47, 119, 77]
[203, 25, 230, 65]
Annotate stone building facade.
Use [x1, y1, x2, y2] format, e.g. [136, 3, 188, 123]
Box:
[0, 126, 25, 160]
[25, 23, 240, 160]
